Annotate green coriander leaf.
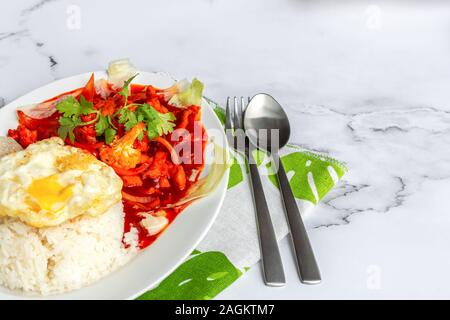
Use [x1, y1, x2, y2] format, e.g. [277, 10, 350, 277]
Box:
[118, 107, 129, 124]
[68, 130, 76, 144]
[59, 115, 81, 129]
[118, 74, 138, 98]
[79, 95, 95, 115]
[146, 122, 159, 140]
[118, 107, 138, 131]
[104, 127, 117, 145]
[57, 126, 70, 141]
[116, 102, 175, 140]
[56, 96, 80, 117]
[138, 103, 157, 119]
[124, 112, 137, 131]
[56, 95, 95, 144]
[158, 111, 176, 135]
[56, 95, 95, 118]
[58, 123, 76, 143]
[57, 114, 82, 143]
[137, 103, 176, 139]
[95, 114, 109, 136]
[118, 107, 133, 124]
[59, 116, 76, 127]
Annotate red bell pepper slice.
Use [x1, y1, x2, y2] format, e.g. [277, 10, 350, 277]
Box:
[81, 73, 95, 102]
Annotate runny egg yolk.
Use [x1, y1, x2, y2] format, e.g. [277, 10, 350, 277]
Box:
[27, 175, 74, 212]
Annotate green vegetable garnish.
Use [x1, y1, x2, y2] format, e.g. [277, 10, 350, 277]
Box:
[118, 74, 138, 108]
[56, 95, 96, 143]
[177, 78, 204, 106]
[95, 114, 118, 144]
[95, 114, 109, 136]
[57, 95, 95, 118]
[168, 78, 204, 107]
[140, 103, 176, 139]
[118, 107, 138, 132]
[104, 127, 117, 145]
[118, 103, 176, 140]
[57, 116, 81, 144]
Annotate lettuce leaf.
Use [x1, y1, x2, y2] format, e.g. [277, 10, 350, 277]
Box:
[167, 78, 204, 108]
[107, 59, 138, 89]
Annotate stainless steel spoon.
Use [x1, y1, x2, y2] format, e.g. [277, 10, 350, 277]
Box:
[244, 93, 321, 284]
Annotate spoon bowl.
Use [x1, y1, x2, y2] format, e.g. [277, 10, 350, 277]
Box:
[244, 94, 290, 152]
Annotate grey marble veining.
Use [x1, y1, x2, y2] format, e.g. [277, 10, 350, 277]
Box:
[2, 0, 450, 299]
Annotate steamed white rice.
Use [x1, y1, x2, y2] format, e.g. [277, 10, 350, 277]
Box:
[0, 202, 138, 295]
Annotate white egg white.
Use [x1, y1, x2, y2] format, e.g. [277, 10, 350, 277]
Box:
[0, 137, 123, 227]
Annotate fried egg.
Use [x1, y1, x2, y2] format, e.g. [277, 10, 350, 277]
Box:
[0, 137, 123, 227]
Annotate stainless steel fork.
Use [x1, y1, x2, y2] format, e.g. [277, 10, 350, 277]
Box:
[226, 96, 285, 286]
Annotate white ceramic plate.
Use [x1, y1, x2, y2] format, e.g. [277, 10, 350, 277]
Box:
[0, 71, 229, 300]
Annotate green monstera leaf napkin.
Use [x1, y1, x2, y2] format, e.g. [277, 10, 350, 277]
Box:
[138, 98, 347, 300]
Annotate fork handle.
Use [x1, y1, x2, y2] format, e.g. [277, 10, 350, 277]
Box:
[246, 149, 286, 286]
[273, 152, 321, 284]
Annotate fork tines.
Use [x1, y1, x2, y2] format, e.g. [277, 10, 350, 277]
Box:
[226, 97, 251, 152]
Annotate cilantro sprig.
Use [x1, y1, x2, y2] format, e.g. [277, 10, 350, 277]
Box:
[57, 95, 94, 118]
[118, 103, 176, 140]
[118, 74, 138, 108]
[56, 95, 97, 143]
[95, 115, 117, 144]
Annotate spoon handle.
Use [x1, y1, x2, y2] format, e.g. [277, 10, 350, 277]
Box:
[246, 148, 286, 286]
[273, 152, 322, 284]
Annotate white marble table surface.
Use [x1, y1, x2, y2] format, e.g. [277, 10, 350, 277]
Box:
[2, 0, 450, 299]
